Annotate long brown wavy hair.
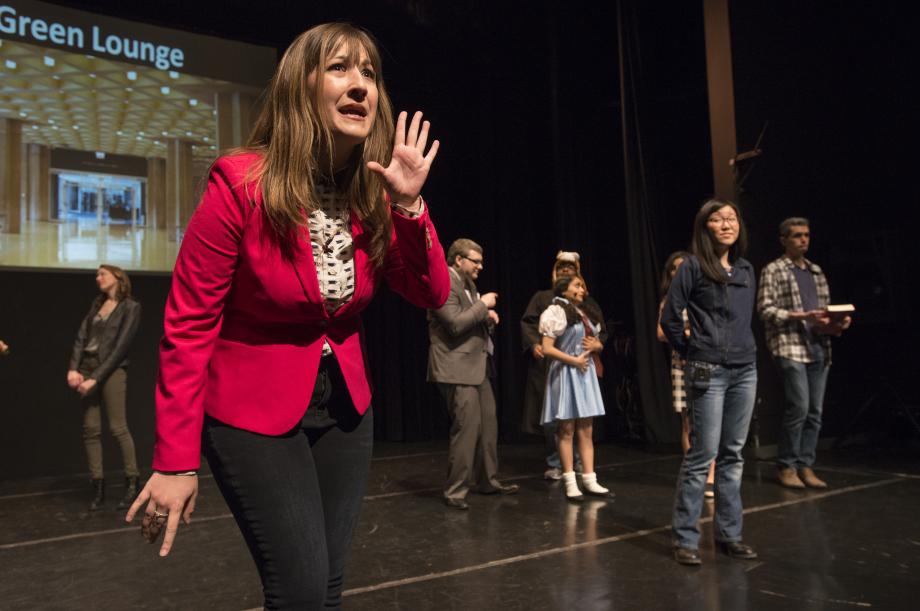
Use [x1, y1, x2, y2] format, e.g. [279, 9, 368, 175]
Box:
[93, 264, 132, 308]
[243, 23, 396, 266]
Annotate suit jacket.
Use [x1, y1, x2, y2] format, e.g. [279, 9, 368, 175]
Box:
[69, 298, 141, 383]
[153, 153, 450, 471]
[427, 267, 493, 386]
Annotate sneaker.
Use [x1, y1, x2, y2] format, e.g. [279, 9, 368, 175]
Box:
[544, 467, 563, 480]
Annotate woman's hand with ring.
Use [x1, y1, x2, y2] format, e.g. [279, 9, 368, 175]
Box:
[126, 472, 198, 557]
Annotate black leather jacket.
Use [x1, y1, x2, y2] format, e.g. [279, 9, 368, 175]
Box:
[69, 298, 141, 383]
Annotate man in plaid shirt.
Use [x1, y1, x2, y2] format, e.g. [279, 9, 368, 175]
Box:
[758, 217, 851, 489]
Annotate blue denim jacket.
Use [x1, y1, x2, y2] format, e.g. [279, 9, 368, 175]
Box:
[661, 255, 757, 366]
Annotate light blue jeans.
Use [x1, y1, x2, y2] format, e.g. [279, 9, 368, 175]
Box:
[776, 356, 829, 468]
[673, 362, 757, 550]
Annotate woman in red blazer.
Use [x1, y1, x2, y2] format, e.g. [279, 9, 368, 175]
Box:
[126, 23, 449, 608]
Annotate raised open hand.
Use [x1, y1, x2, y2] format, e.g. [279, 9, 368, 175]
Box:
[367, 111, 440, 208]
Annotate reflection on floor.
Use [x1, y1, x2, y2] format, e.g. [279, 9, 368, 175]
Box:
[0, 219, 179, 271]
[0, 443, 917, 610]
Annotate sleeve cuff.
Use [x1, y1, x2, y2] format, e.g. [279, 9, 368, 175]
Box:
[390, 196, 425, 219]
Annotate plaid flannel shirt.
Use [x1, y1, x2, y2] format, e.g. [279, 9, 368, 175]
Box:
[757, 256, 831, 364]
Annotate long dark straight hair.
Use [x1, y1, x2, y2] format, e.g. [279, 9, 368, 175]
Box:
[551, 275, 602, 326]
[690, 199, 748, 283]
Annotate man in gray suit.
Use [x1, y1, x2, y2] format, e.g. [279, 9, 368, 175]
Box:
[429, 238, 519, 509]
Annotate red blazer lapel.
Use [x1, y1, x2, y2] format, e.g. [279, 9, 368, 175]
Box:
[289, 225, 324, 305]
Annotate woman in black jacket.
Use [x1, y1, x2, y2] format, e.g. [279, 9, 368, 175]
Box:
[68, 264, 141, 511]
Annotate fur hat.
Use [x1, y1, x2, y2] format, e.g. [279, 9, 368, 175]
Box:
[552, 251, 581, 282]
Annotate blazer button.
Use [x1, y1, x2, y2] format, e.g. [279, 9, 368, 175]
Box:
[318, 320, 329, 329]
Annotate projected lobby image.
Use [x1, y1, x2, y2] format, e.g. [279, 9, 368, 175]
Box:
[1, 0, 275, 271]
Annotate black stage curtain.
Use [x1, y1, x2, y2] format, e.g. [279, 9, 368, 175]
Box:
[361, 1, 638, 443]
[616, 0, 679, 444]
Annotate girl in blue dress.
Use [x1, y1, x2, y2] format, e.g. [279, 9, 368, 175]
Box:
[539, 275, 611, 501]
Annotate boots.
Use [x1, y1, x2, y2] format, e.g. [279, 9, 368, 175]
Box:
[116, 476, 139, 510]
[89, 479, 105, 511]
[799, 467, 828, 489]
[776, 467, 806, 489]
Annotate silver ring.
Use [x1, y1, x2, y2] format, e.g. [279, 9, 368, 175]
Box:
[153, 510, 168, 519]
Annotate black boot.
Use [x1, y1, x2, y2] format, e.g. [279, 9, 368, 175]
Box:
[116, 476, 139, 510]
[89, 479, 105, 511]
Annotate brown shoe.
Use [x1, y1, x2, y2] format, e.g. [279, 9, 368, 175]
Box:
[777, 467, 806, 489]
[799, 467, 828, 489]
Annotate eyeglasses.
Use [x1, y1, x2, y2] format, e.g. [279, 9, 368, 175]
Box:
[707, 216, 739, 226]
[462, 255, 483, 266]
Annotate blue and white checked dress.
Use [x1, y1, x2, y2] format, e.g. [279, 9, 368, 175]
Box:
[539, 302, 606, 424]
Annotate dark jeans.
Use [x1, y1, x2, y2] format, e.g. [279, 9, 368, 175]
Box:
[202, 357, 373, 610]
[776, 356, 829, 468]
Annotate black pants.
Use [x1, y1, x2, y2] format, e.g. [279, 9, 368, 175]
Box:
[202, 357, 373, 610]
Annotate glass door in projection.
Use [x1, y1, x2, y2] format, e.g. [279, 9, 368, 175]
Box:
[57, 173, 145, 226]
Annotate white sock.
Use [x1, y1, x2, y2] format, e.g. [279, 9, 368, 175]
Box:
[581, 472, 609, 494]
[562, 471, 582, 498]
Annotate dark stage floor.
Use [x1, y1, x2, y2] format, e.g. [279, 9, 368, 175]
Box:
[2, 442, 918, 610]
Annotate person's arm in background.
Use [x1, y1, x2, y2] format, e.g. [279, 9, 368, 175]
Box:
[661, 260, 695, 359]
[430, 281, 492, 337]
[656, 300, 668, 343]
[758, 264, 827, 325]
[67, 306, 94, 389]
[521, 291, 545, 359]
